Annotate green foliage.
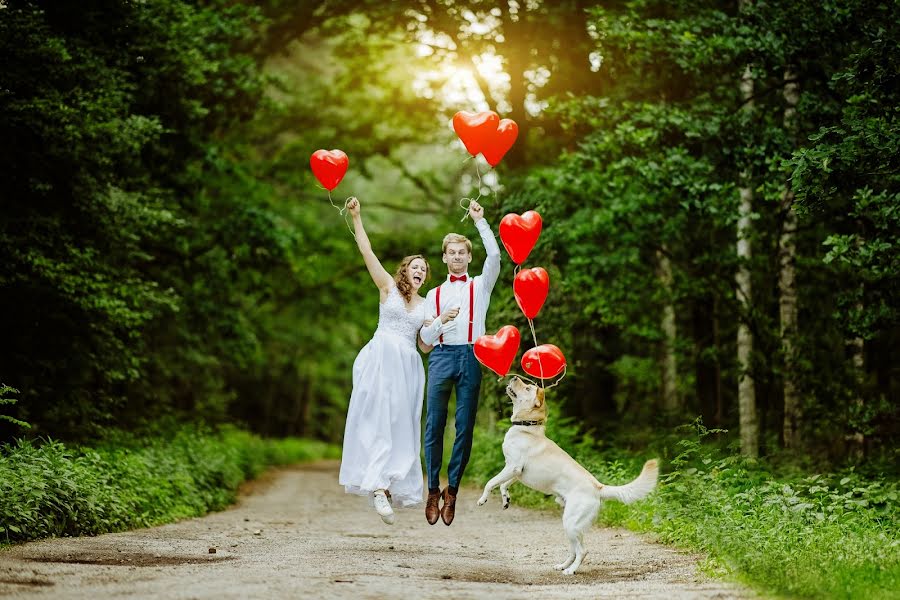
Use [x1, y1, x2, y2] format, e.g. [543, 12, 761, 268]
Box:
[0, 385, 29, 430]
[0, 0, 295, 437]
[0, 426, 339, 544]
[0, 0, 896, 478]
[493, 0, 900, 453]
[468, 421, 900, 599]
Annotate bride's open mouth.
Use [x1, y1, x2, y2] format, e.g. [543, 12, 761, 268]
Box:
[412, 275, 422, 285]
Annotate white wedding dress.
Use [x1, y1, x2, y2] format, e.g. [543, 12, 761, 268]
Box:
[339, 283, 426, 508]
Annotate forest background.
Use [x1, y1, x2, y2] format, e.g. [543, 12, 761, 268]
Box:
[1, 1, 897, 597]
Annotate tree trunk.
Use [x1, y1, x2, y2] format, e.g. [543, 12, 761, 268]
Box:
[713, 296, 723, 425]
[848, 333, 865, 460]
[502, 54, 528, 167]
[657, 249, 679, 414]
[846, 229, 865, 460]
[779, 67, 802, 449]
[737, 61, 759, 458]
[572, 323, 618, 426]
[693, 296, 721, 427]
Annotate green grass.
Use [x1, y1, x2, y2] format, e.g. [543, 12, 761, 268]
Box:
[0, 425, 340, 545]
[467, 419, 900, 599]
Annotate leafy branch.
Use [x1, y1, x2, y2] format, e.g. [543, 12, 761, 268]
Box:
[0, 384, 30, 429]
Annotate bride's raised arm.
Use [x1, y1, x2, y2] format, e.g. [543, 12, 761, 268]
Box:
[346, 197, 393, 292]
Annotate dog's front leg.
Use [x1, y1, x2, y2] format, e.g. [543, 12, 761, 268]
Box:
[477, 464, 521, 506]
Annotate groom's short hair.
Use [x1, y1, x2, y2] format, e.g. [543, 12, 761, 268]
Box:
[442, 233, 472, 254]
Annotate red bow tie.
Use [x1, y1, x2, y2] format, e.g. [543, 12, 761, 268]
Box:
[450, 274, 467, 283]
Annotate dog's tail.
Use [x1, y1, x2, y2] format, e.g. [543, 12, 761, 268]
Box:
[595, 459, 659, 504]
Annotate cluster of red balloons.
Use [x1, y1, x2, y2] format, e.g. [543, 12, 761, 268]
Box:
[474, 210, 567, 381]
[309, 109, 516, 192]
[310, 114, 566, 383]
[452, 111, 518, 167]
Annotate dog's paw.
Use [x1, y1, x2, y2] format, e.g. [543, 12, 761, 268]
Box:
[562, 567, 578, 575]
[553, 563, 568, 571]
[477, 496, 488, 506]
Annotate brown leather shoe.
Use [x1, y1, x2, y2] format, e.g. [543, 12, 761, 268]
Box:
[425, 490, 441, 525]
[440, 487, 457, 526]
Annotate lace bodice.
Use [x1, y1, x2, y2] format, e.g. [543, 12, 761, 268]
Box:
[375, 285, 427, 345]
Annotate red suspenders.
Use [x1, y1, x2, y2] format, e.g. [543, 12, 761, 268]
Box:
[436, 279, 474, 345]
[468, 280, 474, 342]
[436, 285, 443, 344]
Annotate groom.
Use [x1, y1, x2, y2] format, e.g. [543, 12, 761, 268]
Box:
[419, 200, 501, 525]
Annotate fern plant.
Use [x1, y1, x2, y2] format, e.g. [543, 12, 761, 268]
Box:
[0, 384, 30, 429]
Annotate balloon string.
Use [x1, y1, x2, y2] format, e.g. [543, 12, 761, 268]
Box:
[544, 365, 567, 389]
[527, 318, 538, 349]
[498, 372, 562, 390]
[494, 172, 500, 211]
[537, 355, 545, 388]
[329, 190, 356, 239]
[511, 264, 519, 315]
[459, 158, 484, 222]
[327, 189, 342, 212]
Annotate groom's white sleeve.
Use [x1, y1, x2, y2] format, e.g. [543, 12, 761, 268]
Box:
[420, 288, 441, 346]
[420, 318, 442, 346]
[476, 218, 501, 291]
[421, 314, 458, 346]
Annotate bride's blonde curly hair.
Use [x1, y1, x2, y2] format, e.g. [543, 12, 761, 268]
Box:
[394, 254, 430, 303]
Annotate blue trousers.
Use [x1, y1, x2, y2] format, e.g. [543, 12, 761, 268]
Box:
[424, 344, 483, 491]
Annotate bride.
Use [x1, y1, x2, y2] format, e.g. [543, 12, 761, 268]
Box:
[338, 197, 458, 524]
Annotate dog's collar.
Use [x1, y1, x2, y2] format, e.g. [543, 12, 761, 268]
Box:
[511, 420, 545, 426]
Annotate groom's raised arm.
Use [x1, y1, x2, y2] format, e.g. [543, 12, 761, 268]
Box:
[471, 203, 501, 291]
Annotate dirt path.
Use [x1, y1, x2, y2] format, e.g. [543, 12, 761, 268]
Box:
[0, 461, 751, 599]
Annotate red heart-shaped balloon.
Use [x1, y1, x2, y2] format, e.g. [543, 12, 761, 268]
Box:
[453, 111, 500, 157]
[482, 119, 518, 167]
[514, 267, 549, 319]
[499, 210, 542, 265]
[521, 344, 566, 379]
[310, 149, 348, 191]
[474, 325, 521, 377]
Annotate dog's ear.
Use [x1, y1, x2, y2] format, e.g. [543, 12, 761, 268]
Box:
[534, 387, 545, 408]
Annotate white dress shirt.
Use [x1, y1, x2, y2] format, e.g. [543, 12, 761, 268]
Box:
[420, 218, 501, 346]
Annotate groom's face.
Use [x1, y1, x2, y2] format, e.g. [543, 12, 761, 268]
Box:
[443, 242, 472, 274]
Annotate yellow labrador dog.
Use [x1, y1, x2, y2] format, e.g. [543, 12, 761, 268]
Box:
[477, 376, 658, 575]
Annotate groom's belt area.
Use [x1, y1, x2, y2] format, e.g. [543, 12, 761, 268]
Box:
[436, 280, 475, 344]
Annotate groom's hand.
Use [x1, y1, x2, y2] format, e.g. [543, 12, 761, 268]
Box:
[468, 201, 484, 223]
[440, 307, 460, 323]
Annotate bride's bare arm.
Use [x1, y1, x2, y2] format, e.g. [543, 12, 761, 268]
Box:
[346, 198, 392, 291]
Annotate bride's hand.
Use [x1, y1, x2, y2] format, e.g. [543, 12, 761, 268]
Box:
[424, 318, 434, 328]
[346, 197, 360, 217]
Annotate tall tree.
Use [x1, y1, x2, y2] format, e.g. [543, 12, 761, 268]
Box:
[779, 68, 801, 449]
[736, 0, 758, 457]
[658, 248, 679, 414]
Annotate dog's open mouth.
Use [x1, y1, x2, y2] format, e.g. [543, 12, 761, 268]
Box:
[505, 384, 516, 402]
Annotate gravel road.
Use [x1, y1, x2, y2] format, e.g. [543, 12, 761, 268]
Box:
[0, 461, 751, 599]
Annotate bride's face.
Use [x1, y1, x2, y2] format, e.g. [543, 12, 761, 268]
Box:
[407, 258, 427, 291]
